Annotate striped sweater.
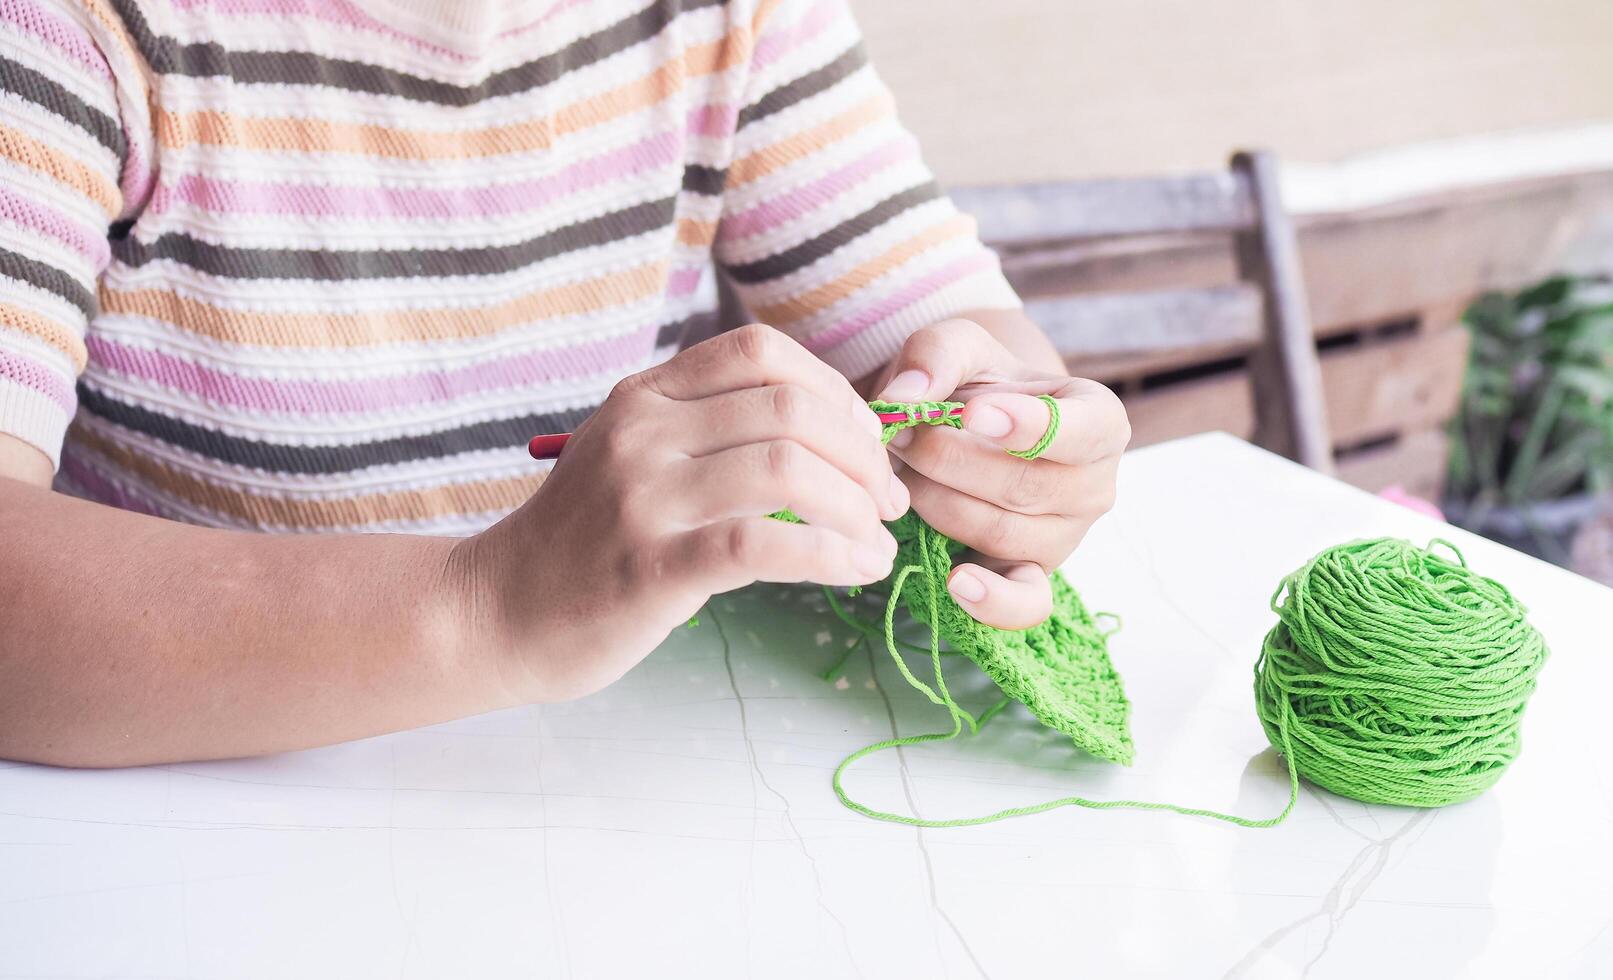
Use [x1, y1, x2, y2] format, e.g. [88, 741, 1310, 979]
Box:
[0, 0, 1019, 534]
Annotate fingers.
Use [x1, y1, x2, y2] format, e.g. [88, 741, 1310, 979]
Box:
[947, 559, 1053, 630]
[960, 382, 1130, 465]
[670, 517, 897, 593]
[890, 424, 1118, 519]
[668, 440, 898, 555]
[873, 318, 1016, 403]
[642, 323, 881, 441]
[898, 464, 1083, 570]
[678, 384, 907, 520]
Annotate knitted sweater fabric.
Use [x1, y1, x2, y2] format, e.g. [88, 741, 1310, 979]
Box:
[0, 0, 1019, 533]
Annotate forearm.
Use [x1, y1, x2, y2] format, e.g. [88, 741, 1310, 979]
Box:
[0, 477, 506, 767]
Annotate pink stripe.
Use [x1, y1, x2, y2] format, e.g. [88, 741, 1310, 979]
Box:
[149, 129, 683, 221]
[687, 104, 738, 139]
[86, 323, 660, 415]
[752, 0, 840, 70]
[807, 252, 996, 353]
[0, 184, 111, 267]
[667, 265, 704, 298]
[0, 347, 76, 413]
[720, 137, 916, 240]
[0, 0, 112, 80]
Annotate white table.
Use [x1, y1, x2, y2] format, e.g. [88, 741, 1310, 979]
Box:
[3, 433, 1610, 980]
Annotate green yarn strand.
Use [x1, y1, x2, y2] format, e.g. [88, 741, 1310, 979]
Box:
[831, 516, 1302, 830]
[1007, 393, 1061, 460]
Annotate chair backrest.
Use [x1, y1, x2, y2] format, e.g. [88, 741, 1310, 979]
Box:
[950, 150, 1335, 472]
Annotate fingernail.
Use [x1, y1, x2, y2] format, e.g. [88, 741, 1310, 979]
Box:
[853, 543, 893, 581]
[967, 404, 1013, 439]
[888, 428, 915, 450]
[879, 369, 930, 403]
[887, 472, 910, 517]
[949, 569, 987, 603]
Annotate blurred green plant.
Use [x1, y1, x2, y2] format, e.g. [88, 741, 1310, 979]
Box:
[1447, 274, 1613, 510]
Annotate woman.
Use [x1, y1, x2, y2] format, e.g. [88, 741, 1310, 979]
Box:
[0, 0, 1128, 765]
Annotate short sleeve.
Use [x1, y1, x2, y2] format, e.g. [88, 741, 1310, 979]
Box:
[0, 0, 151, 470]
[715, 0, 1021, 380]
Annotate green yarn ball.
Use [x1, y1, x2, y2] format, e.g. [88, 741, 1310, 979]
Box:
[1253, 538, 1549, 808]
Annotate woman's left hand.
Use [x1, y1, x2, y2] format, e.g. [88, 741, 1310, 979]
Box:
[872, 318, 1131, 630]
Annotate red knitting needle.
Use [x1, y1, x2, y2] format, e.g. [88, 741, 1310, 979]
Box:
[527, 406, 962, 460]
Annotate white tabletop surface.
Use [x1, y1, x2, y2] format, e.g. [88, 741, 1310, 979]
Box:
[3, 432, 1610, 980]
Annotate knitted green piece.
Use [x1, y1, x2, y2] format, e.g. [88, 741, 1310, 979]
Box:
[1007, 393, 1061, 460]
[867, 398, 964, 444]
[776, 400, 1133, 763]
[1254, 537, 1549, 807]
[833, 400, 1134, 760]
[883, 509, 1134, 764]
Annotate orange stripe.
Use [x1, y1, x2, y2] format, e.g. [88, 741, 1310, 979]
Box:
[158, 34, 749, 161]
[0, 124, 119, 217]
[751, 215, 975, 324]
[69, 422, 543, 529]
[99, 261, 669, 347]
[727, 92, 895, 188]
[0, 301, 88, 370]
[676, 217, 718, 247]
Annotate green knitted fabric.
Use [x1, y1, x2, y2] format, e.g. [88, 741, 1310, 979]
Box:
[803, 399, 1135, 765]
[882, 509, 1133, 764]
[800, 398, 1142, 767]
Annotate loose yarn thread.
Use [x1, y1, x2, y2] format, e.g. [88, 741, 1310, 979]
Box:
[817, 401, 1548, 828]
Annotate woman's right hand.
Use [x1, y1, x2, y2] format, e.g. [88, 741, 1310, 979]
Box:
[452, 324, 907, 704]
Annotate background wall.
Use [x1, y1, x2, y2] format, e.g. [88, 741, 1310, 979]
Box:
[851, 0, 1613, 186]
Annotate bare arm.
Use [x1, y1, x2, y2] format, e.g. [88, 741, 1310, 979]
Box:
[0, 327, 899, 768]
[0, 433, 497, 767]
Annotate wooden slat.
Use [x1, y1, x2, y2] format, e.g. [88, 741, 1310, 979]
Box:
[1233, 150, 1334, 472]
[1070, 339, 1254, 384]
[1335, 429, 1450, 499]
[1122, 372, 1253, 447]
[1112, 324, 1472, 455]
[993, 170, 1613, 335]
[951, 174, 1254, 245]
[1025, 284, 1262, 358]
[1324, 327, 1471, 447]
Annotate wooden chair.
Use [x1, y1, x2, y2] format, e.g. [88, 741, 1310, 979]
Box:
[949, 150, 1335, 472]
